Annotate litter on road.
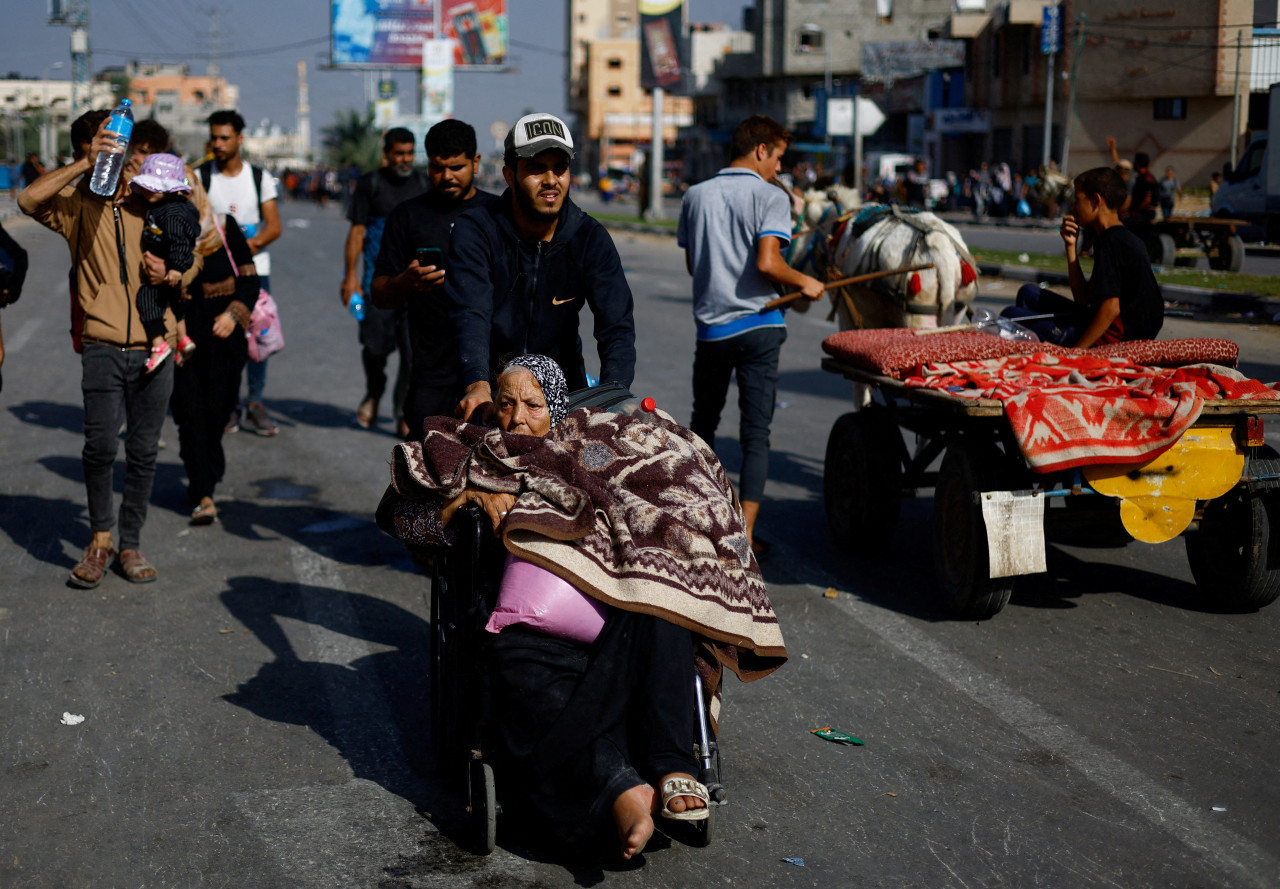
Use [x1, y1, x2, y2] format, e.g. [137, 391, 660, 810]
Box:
[60, 712, 85, 726]
[811, 726, 863, 746]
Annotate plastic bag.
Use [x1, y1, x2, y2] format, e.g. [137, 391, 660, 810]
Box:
[970, 307, 1040, 343]
[485, 554, 609, 645]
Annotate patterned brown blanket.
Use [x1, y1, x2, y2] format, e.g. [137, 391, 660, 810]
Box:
[380, 407, 787, 681]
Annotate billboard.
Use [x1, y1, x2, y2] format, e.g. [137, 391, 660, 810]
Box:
[331, 0, 507, 69]
[639, 0, 685, 91]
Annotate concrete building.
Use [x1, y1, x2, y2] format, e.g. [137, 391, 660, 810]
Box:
[0, 76, 115, 162]
[583, 38, 695, 177]
[946, 0, 1271, 185]
[111, 62, 240, 161]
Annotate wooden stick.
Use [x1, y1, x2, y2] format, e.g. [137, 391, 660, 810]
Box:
[764, 263, 936, 309]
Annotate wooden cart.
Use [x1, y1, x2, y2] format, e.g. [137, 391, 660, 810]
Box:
[1145, 215, 1248, 272]
[821, 357, 1280, 618]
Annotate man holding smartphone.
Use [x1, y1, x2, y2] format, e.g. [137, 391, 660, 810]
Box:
[342, 127, 431, 433]
[371, 119, 496, 438]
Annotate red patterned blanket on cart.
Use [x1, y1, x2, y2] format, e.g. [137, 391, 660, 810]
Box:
[822, 328, 1240, 379]
[904, 352, 1280, 472]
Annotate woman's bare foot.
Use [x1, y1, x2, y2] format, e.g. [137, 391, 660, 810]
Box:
[660, 772, 708, 816]
[612, 783, 656, 860]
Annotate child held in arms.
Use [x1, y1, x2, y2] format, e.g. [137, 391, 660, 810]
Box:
[131, 152, 200, 371]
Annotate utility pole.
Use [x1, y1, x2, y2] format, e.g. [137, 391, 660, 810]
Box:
[47, 0, 91, 119]
[201, 7, 230, 106]
[1059, 14, 1087, 175]
[647, 86, 665, 221]
[1230, 30, 1243, 164]
[1041, 1, 1062, 169]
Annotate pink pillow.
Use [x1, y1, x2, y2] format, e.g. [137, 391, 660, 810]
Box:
[485, 554, 609, 645]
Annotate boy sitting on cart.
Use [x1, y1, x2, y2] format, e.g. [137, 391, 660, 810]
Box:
[1001, 167, 1164, 348]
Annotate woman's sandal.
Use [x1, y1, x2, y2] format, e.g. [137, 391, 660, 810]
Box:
[145, 341, 172, 373]
[190, 498, 218, 526]
[658, 776, 711, 821]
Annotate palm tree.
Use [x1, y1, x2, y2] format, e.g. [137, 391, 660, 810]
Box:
[321, 109, 380, 171]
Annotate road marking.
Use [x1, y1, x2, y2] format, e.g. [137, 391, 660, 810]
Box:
[820, 586, 1279, 889]
[4, 318, 43, 354]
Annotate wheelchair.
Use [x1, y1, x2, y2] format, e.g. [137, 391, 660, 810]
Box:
[426, 385, 727, 855]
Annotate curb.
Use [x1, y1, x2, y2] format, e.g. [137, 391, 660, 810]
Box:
[980, 262, 1280, 321]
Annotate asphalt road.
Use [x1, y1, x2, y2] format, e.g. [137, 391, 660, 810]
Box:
[2, 198, 1278, 888]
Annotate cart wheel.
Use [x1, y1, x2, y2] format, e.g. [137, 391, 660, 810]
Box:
[1209, 234, 1245, 272]
[470, 759, 497, 855]
[931, 442, 1015, 618]
[1155, 233, 1177, 267]
[824, 409, 903, 554]
[1185, 458, 1280, 611]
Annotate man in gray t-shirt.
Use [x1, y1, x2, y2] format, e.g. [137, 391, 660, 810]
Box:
[677, 114, 824, 555]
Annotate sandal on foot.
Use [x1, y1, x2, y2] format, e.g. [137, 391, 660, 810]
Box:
[355, 397, 378, 429]
[178, 335, 197, 358]
[659, 776, 710, 822]
[190, 499, 218, 526]
[69, 545, 115, 589]
[117, 549, 157, 583]
[145, 341, 172, 373]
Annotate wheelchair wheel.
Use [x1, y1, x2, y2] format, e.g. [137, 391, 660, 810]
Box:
[469, 758, 497, 855]
[690, 804, 715, 847]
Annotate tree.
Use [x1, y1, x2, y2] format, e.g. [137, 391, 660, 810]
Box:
[321, 109, 380, 171]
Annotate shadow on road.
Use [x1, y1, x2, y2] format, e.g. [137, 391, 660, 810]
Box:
[265, 397, 404, 434]
[0, 493, 88, 568]
[6, 400, 84, 434]
[220, 576, 443, 805]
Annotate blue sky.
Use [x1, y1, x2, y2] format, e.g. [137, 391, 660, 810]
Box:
[1, 0, 749, 149]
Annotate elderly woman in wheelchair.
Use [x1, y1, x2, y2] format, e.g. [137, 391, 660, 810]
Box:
[379, 354, 787, 860]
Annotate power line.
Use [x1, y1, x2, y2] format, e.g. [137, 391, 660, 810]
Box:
[95, 35, 328, 61]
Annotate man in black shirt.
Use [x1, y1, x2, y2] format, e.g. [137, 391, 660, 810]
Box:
[450, 112, 636, 421]
[341, 127, 431, 432]
[1126, 152, 1159, 223]
[1001, 166, 1162, 347]
[371, 120, 496, 439]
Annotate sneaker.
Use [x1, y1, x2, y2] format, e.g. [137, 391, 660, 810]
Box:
[224, 404, 242, 434]
[245, 401, 278, 437]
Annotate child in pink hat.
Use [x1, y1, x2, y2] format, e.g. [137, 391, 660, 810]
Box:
[130, 153, 201, 371]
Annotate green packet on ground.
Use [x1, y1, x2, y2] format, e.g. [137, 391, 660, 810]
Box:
[811, 726, 864, 746]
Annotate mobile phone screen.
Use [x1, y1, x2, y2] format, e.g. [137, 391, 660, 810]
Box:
[416, 247, 446, 270]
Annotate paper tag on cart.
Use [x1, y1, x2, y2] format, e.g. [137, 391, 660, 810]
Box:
[980, 490, 1046, 578]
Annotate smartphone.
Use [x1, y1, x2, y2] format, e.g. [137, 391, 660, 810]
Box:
[416, 246, 446, 270]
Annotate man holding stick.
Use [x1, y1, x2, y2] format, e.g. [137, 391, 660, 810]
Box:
[677, 114, 825, 554]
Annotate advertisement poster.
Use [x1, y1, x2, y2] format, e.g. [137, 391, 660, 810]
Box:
[639, 0, 685, 91]
[331, 0, 507, 69]
[420, 38, 455, 125]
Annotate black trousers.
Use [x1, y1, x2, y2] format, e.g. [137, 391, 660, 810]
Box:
[359, 304, 411, 416]
[488, 610, 698, 844]
[171, 295, 247, 504]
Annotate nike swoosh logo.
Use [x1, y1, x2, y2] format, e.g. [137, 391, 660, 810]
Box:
[551, 296, 576, 305]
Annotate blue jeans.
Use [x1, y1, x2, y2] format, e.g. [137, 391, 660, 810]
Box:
[243, 274, 269, 403]
[1000, 284, 1089, 346]
[690, 325, 786, 503]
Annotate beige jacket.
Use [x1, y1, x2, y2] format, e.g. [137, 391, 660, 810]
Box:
[27, 182, 204, 348]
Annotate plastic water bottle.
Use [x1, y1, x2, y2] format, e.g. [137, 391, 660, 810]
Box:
[89, 99, 134, 197]
[348, 291, 365, 322]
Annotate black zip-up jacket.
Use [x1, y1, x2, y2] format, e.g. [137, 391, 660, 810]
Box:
[446, 191, 636, 391]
